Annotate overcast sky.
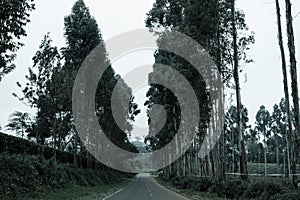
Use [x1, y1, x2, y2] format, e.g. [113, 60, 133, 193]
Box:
[0, 0, 300, 138]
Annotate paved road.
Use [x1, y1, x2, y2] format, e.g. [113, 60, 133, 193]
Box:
[104, 173, 189, 200]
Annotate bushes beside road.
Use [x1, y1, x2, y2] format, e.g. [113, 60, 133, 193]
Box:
[0, 133, 134, 199]
[0, 154, 131, 200]
[0, 132, 93, 167]
[158, 174, 300, 199]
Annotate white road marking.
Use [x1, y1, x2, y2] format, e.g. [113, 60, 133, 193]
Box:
[102, 188, 124, 200]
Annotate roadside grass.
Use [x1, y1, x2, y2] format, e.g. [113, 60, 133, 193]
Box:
[247, 163, 287, 175]
[22, 179, 131, 200]
[248, 163, 280, 174]
[229, 163, 300, 182]
[155, 177, 225, 200]
[247, 162, 300, 175]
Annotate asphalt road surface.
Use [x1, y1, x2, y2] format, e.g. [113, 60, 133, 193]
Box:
[104, 173, 189, 200]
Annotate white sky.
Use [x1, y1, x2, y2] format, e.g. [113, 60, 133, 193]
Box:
[0, 0, 300, 138]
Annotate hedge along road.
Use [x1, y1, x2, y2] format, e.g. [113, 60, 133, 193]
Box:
[103, 173, 190, 200]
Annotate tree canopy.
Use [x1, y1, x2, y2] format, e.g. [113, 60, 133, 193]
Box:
[0, 0, 35, 81]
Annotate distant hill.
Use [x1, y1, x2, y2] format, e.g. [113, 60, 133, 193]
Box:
[131, 140, 148, 153]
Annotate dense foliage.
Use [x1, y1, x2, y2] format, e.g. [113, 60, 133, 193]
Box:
[0, 153, 130, 200]
[0, 0, 35, 81]
[14, 0, 139, 165]
[158, 174, 300, 200]
[145, 0, 254, 180]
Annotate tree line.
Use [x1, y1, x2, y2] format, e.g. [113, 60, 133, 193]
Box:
[144, 0, 300, 187]
[2, 0, 139, 168]
[145, 0, 253, 182]
[226, 99, 296, 178]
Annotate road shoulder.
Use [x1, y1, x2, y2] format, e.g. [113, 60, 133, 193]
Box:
[153, 176, 225, 200]
[150, 175, 191, 200]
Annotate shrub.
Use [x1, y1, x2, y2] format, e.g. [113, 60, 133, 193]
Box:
[222, 180, 247, 199]
[159, 174, 295, 200]
[0, 154, 129, 199]
[242, 181, 283, 200]
[169, 176, 193, 189]
[0, 154, 42, 198]
[192, 178, 213, 192]
[277, 190, 300, 200]
[0, 133, 84, 167]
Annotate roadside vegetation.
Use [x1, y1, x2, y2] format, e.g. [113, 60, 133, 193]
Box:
[0, 153, 133, 200]
[22, 179, 131, 200]
[156, 163, 300, 200]
[0, 132, 134, 199]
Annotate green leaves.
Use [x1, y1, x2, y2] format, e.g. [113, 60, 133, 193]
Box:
[5, 111, 31, 138]
[16, 33, 61, 108]
[256, 105, 271, 131]
[14, 33, 63, 143]
[0, 0, 35, 81]
[61, 0, 138, 152]
[63, 0, 101, 70]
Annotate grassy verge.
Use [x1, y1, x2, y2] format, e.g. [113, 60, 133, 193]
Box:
[155, 176, 225, 200]
[22, 179, 131, 200]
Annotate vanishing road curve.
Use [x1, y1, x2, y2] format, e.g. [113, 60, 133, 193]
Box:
[104, 173, 189, 200]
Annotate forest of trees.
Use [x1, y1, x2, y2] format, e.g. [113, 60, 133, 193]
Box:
[144, 0, 253, 182]
[4, 0, 139, 167]
[144, 0, 300, 188]
[1, 0, 300, 199]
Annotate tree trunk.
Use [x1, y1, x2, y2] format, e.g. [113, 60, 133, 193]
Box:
[175, 134, 180, 176]
[285, 129, 291, 179]
[275, 0, 293, 182]
[232, 131, 235, 173]
[276, 141, 279, 170]
[258, 149, 261, 171]
[285, 0, 298, 187]
[21, 127, 24, 139]
[74, 134, 78, 168]
[53, 119, 57, 164]
[283, 150, 286, 176]
[231, 0, 247, 180]
[264, 130, 267, 179]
